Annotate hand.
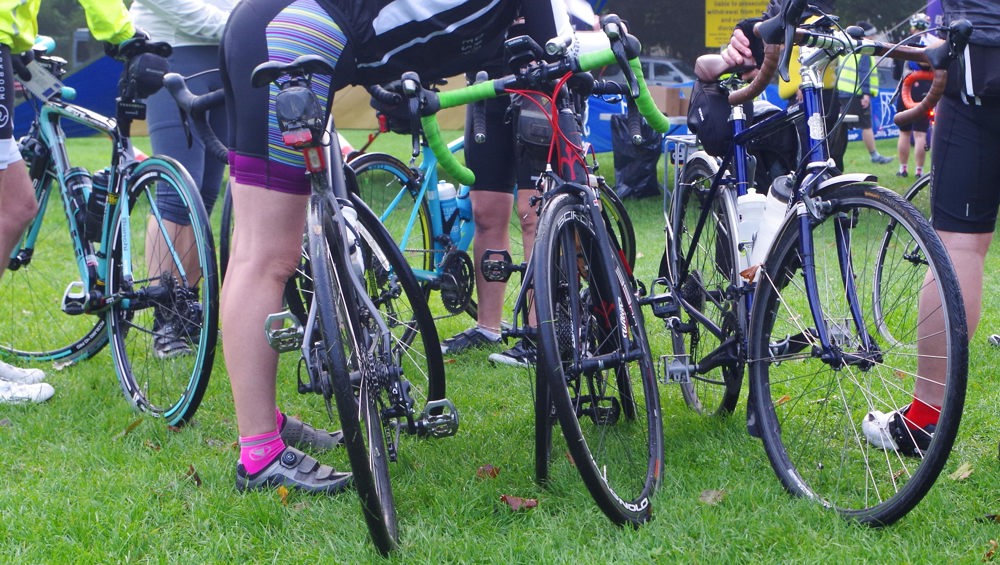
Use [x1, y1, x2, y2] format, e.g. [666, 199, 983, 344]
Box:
[721, 27, 754, 68]
[104, 29, 150, 61]
[861, 94, 870, 109]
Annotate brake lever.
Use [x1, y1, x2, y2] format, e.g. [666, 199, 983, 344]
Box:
[401, 71, 422, 159]
[601, 15, 640, 99]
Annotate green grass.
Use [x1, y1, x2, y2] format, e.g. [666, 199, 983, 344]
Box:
[3, 133, 999, 563]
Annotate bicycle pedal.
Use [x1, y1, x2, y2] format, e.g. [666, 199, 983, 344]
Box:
[419, 398, 459, 438]
[660, 356, 692, 384]
[61, 281, 89, 315]
[480, 249, 513, 283]
[264, 310, 303, 352]
[575, 394, 621, 426]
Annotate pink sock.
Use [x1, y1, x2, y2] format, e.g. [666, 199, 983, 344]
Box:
[275, 407, 286, 430]
[239, 430, 285, 475]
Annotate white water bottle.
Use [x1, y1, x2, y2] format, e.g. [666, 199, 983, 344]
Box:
[438, 181, 461, 243]
[736, 192, 766, 271]
[340, 204, 364, 277]
[749, 175, 793, 267]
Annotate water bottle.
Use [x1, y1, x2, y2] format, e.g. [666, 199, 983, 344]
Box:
[84, 167, 110, 242]
[340, 204, 364, 277]
[455, 183, 472, 239]
[736, 191, 766, 271]
[749, 175, 793, 268]
[64, 167, 92, 240]
[438, 181, 461, 243]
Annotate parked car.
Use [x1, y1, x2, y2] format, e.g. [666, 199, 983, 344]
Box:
[600, 56, 697, 87]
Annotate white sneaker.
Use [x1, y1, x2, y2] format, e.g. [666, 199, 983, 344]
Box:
[861, 407, 933, 456]
[862, 410, 900, 450]
[0, 381, 54, 404]
[0, 359, 45, 384]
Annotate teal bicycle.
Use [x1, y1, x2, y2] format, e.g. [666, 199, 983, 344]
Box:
[5, 38, 218, 426]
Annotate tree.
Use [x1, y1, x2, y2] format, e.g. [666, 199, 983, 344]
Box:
[37, 0, 90, 66]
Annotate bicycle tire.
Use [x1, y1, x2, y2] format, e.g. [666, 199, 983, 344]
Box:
[659, 157, 743, 415]
[597, 178, 637, 271]
[218, 182, 233, 282]
[350, 152, 433, 280]
[0, 162, 108, 363]
[873, 172, 932, 346]
[309, 195, 398, 555]
[534, 193, 662, 525]
[106, 157, 219, 426]
[748, 183, 967, 526]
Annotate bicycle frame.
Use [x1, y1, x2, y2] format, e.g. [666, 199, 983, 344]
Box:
[17, 93, 170, 317]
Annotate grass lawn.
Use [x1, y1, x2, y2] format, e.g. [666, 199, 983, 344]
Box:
[2, 132, 999, 563]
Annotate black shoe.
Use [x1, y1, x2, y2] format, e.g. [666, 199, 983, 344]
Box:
[896, 170, 909, 178]
[441, 327, 501, 354]
[235, 446, 352, 494]
[488, 339, 536, 368]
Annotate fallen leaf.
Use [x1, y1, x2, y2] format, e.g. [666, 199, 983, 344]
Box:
[565, 450, 575, 467]
[184, 464, 202, 487]
[983, 539, 997, 562]
[775, 395, 791, 407]
[500, 494, 537, 511]
[949, 462, 974, 481]
[476, 464, 499, 479]
[699, 489, 726, 505]
[114, 418, 143, 439]
[278, 485, 290, 506]
[167, 425, 182, 433]
[144, 439, 161, 452]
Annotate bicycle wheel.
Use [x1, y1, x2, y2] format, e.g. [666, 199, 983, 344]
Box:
[350, 193, 446, 401]
[350, 152, 431, 276]
[873, 172, 932, 346]
[657, 157, 743, 415]
[534, 193, 662, 525]
[106, 157, 218, 427]
[308, 196, 398, 555]
[0, 166, 108, 362]
[597, 178, 637, 271]
[218, 182, 233, 282]
[748, 183, 967, 525]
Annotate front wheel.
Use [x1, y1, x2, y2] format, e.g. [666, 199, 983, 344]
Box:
[534, 194, 662, 525]
[107, 157, 219, 427]
[749, 183, 967, 526]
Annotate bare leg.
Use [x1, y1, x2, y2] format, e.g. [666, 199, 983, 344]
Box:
[915, 230, 991, 405]
[912, 131, 927, 172]
[145, 220, 203, 286]
[470, 190, 515, 335]
[897, 132, 911, 170]
[0, 160, 39, 280]
[861, 127, 877, 154]
[222, 182, 308, 438]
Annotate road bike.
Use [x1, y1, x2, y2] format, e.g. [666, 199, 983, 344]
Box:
[6, 37, 218, 426]
[399, 17, 667, 525]
[199, 55, 456, 554]
[645, 0, 970, 525]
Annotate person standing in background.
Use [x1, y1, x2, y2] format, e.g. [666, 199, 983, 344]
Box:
[0, 1, 137, 403]
[895, 13, 933, 178]
[837, 21, 893, 166]
[129, 0, 236, 358]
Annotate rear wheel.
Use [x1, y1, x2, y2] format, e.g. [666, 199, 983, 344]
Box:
[309, 196, 398, 554]
[654, 158, 743, 416]
[107, 157, 218, 426]
[535, 194, 662, 525]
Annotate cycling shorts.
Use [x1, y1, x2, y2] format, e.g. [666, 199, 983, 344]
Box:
[0, 44, 20, 169]
[464, 96, 547, 194]
[931, 95, 1000, 233]
[221, 0, 354, 195]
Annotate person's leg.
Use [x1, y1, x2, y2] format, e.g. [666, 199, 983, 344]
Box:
[470, 190, 515, 336]
[222, 182, 308, 438]
[896, 130, 911, 176]
[0, 159, 38, 280]
[861, 126, 877, 154]
[912, 130, 927, 175]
